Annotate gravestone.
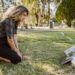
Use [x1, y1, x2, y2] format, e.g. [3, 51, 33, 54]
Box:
[49, 20, 55, 29]
[62, 45, 75, 66]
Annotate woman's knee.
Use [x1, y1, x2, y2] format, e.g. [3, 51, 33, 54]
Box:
[11, 56, 22, 64]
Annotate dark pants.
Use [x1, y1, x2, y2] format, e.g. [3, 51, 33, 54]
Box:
[0, 37, 21, 64]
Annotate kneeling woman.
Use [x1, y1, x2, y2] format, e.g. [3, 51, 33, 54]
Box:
[0, 5, 29, 64]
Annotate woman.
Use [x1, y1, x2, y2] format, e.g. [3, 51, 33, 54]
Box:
[0, 5, 29, 64]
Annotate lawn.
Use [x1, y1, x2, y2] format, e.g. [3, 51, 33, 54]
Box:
[0, 31, 75, 75]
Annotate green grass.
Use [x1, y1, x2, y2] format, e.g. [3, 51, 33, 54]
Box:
[0, 31, 75, 75]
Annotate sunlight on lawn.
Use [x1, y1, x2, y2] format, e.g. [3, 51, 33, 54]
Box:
[32, 62, 58, 74]
[0, 69, 4, 75]
[52, 42, 70, 47]
[18, 33, 25, 37]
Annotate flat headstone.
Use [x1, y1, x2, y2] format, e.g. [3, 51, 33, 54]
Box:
[62, 56, 73, 64]
[64, 45, 75, 57]
[62, 45, 75, 65]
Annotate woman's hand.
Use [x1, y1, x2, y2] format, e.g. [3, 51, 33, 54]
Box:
[17, 50, 22, 59]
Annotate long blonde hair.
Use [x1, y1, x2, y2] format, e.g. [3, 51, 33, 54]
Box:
[2, 5, 29, 21]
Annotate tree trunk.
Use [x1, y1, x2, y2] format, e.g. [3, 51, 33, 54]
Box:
[48, 0, 50, 24]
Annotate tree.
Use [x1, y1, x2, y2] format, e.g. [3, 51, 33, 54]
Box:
[56, 0, 75, 27]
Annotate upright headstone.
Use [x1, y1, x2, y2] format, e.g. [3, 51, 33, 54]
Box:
[49, 19, 54, 29]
